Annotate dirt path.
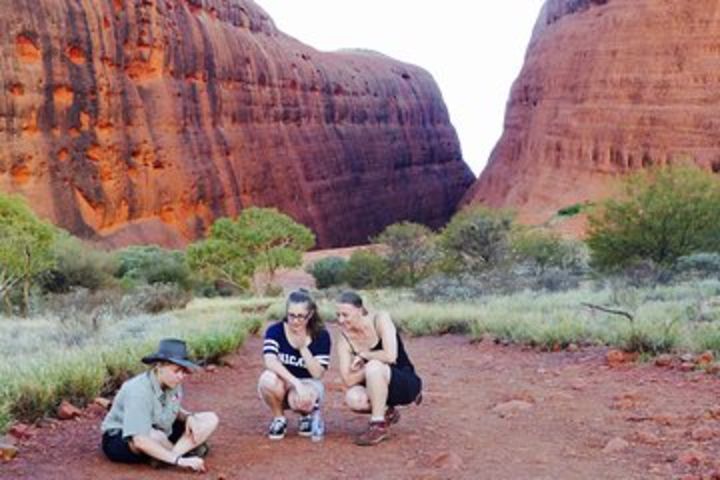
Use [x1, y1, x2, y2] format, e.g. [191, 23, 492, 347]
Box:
[5, 332, 720, 480]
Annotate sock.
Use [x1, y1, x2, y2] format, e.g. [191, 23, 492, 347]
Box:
[370, 416, 384, 423]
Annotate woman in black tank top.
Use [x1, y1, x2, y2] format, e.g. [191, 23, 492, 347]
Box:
[336, 291, 422, 446]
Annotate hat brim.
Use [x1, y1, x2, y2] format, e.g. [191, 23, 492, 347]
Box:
[142, 354, 199, 371]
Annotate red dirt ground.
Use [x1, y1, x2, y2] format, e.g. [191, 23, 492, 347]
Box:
[4, 332, 720, 480]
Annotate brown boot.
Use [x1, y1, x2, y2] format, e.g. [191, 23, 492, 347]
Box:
[354, 421, 389, 446]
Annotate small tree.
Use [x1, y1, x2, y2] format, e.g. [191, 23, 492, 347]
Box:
[439, 206, 514, 272]
[235, 207, 315, 281]
[187, 208, 315, 291]
[186, 236, 254, 291]
[373, 222, 438, 286]
[587, 165, 720, 269]
[0, 195, 56, 314]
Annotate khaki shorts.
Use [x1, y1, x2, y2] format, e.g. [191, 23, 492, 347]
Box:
[258, 376, 325, 409]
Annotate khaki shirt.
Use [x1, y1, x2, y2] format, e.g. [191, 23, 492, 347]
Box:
[101, 370, 183, 439]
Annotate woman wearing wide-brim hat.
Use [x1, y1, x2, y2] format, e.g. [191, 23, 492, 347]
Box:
[100, 338, 219, 472]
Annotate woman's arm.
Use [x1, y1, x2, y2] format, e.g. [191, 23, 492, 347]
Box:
[338, 336, 365, 387]
[298, 346, 325, 380]
[263, 354, 302, 390]
[360, 312, 398, 364]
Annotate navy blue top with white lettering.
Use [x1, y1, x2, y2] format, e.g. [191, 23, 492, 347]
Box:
[262, 321, 331, 379]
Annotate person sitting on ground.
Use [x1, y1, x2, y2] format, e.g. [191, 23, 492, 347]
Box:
[100, 338, 219, 472]
[257, 289, 331, 440]
[336, 291, 423, 446]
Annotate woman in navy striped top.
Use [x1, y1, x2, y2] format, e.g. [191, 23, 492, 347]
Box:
[257, 289, 331, 440]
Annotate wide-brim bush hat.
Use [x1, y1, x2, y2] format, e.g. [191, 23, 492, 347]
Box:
[142, 338, 198, 371]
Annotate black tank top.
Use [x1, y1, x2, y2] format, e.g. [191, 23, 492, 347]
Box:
[370, 333, 414, 371]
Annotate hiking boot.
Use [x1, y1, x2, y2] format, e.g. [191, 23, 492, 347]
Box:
[184, 442, 210, 458]
[298, 414, 312, 437]
[267, 417, 287, 440]
[354, 421, 389, 446]
[384, 407, 401, 426]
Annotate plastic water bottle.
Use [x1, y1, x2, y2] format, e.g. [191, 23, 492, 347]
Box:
[311, 409, 325, 442]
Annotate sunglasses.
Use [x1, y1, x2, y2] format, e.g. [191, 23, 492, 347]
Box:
[287, 312, 310, 321]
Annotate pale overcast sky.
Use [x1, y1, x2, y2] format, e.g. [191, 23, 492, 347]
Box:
[255, 0, 544, 176]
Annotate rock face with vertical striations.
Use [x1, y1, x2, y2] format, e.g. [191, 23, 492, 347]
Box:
[0, 0, 473, 248]
[465, 0, 720, 231]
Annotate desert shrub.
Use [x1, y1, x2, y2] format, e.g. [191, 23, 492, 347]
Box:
[124, 283, 193, 314]
[307, 256, 348, 289]
[439, 206, 514, 272]
[588, 165, 720, 270]
[373, 222, 439, 286]
[414, 274, 486, 302]
[343, 251, 389, 289]
[675, 252, 720, 279]
[116, 246, 191, 290]
[42, 233, 117, 293]
[263, 283, 284, 297]
[511, 228, 589, 275]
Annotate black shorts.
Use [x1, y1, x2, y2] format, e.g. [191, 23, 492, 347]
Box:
[387, 366, 422, 407]
[101, 419, 184, 464]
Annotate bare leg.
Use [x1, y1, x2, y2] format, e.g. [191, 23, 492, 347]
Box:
[288, 388, 319, 415]
[363, 360, 391, 420]
[257, 370, 288, 418]
[171, 412, 219, 456]
[129, 428, 172, 454]
[345, 385, 371, 413]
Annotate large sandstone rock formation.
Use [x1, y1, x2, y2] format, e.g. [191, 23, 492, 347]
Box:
[0, 0, 473, 248]
[466, 0, 720, 230]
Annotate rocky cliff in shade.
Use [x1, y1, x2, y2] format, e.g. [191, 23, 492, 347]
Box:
[466, 0, 720, 230]
[0, 0, 473, 248]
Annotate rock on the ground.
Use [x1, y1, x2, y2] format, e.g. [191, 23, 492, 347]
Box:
[8, 423, 33, 441]
[492, 400, 534, 418]
[57, 400, 82, 420]
[629, 430, 661, 445]
[429, 451, 464, 470]
[697, 351, 715, 366]
[606, 350, 636, 367]
[92, 397, 111, 409]
[0, 442, 18, 462]
[654, 354, 674, 367]
[677, 449, 707, 467]
[690, 426, 716, 442]
[602, 437, 630, 454]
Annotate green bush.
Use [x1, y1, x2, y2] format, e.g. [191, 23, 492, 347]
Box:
[511, 228, 588, 274]
[675, 252, 720, 279]
[42, 233, 117, 293]
[116, 246, 191, 290]
[439, 206, 514, 273]
[343, 251, 389, 289]
[373, 222, 439, 286]
[307, 256, 348, 289]
[588, 165, 720, 269]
